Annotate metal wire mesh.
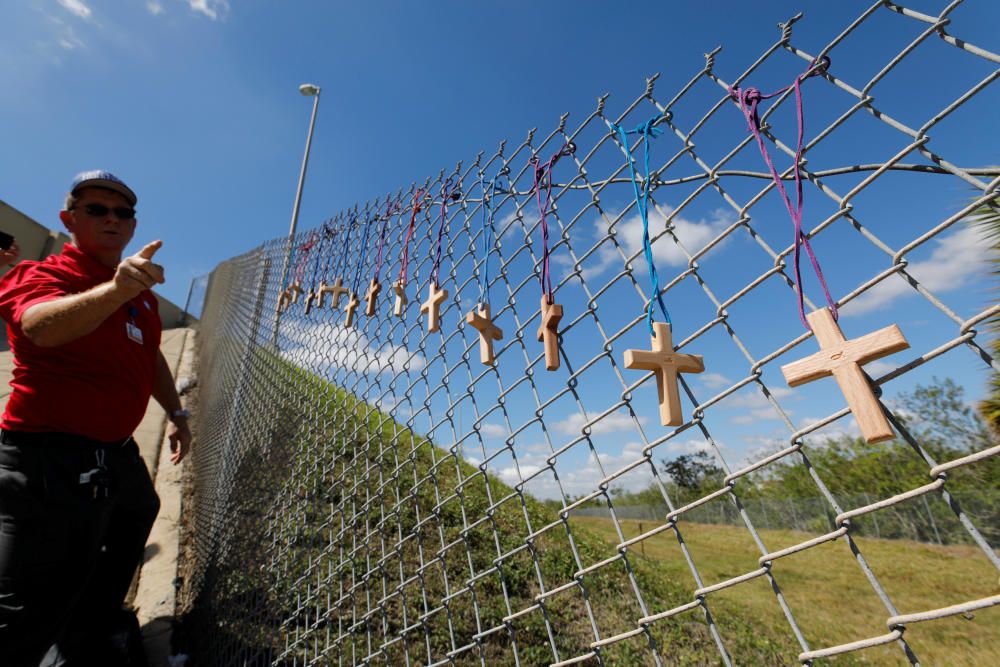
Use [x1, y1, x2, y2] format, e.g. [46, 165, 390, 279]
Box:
[185, 3, 1000, 664]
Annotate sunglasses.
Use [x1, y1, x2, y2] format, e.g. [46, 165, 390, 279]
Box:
[75, 203, 136, 220]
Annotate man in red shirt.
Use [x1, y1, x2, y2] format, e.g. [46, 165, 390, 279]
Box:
[0, 171, 192, 666]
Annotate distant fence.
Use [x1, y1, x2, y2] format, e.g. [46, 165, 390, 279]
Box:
[571, 493, 992, 544]
[184, 3, 1000, 665]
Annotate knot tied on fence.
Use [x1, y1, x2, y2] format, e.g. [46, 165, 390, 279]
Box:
[729, 56, 838, 330]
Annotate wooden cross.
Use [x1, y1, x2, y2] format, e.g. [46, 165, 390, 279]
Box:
[303, 287, 318, 315]
[316, 277, 349, 309]
[466, 304, 503, 365]
[393, 280, 408, 317]
[365, 278, 382, 317]
[536, 295, 563, 371]
[287, 281, 304, 304]
[623, 322, 704, 426]
[343, 291, 360, 328]
[420, 283, 449, 333]
[276, 289, 292, 314]
[781, 307, 909, 443]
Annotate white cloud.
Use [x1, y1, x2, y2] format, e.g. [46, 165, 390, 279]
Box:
[664, 439, 715, 455]
[479, 422, 507, 438]
[497, 463, 541, 487]
[497, 209, 527, 241]
[556, 206, 733, 282]
[369, 396, 412, 420]
[147, 1, 165, 15]
[618, 206, 732, 268]
[482, 438, 726, 500]
[280, 321, 425, 379]
[551, 410, 646, 436]
[863, 359, 897, 378]
[40, 13, 88, 57]
[187, 0, 229, 20]
[58, 0, 92, 19]
[845, 225, 991, 316]
[699, 372, 733, 390]
[732, 406, 789, 425]
[723, 386, 795, 410]
[58, 32, 84, 50]
[589, 440, 646, 468]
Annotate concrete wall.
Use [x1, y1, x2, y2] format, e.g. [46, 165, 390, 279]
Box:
[0, 200, 71, 274]
[0, 199, 186, 329]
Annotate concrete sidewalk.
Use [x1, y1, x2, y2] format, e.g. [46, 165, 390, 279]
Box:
[0, 327, 195, 666]
[134, 328, 196, 665]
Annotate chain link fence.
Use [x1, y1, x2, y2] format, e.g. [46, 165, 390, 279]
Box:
[182, 3, 1000, 664]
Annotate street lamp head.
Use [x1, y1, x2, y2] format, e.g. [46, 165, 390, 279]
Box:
[299, 83, 321, 96]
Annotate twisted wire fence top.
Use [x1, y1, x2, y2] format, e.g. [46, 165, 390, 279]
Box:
[188, 2, 1000, 665]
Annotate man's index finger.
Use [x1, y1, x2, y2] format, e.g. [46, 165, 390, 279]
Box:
[137, 240, 163, 260]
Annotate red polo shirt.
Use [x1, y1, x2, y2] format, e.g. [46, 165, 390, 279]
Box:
[0, 243, 161, 441]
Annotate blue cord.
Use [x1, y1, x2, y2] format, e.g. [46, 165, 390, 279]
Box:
[612, 113, 671, 336]
[353, 215, 374, 295]
[335, 216, 355, 283]
[478, 168, 509, 306]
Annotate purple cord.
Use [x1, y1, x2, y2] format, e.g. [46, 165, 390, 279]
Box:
[373, 196, 396, 281]
[729, 57, 838, 329]
[431, 179, 457, 288]
[531, 143, 576, 303]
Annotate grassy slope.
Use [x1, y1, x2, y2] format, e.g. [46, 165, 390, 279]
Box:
[187, 353, 997, 665]
[575, 518, 1000, 666]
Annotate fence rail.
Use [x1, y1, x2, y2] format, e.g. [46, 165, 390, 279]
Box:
[184, 3, 1000, 664]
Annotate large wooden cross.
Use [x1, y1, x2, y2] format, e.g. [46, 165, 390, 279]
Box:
[364, 278, 382, 317]
[420, 283, 449, 333]
[466, 304, 503, 365]
[781, 307, 909, 443]
[536, 296, 563, 371]
[317, 278, 349, 309]
[343, 291, 360, 328]
[624, 322, 704, 426]
[393, 280, 408, 317]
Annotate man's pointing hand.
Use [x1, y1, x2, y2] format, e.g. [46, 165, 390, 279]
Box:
[114, 240, 165, 300]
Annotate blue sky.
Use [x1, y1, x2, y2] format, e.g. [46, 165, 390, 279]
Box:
[3, 1, 999, 499]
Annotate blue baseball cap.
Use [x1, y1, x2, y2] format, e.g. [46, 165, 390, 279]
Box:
[70, 170, 137, 206]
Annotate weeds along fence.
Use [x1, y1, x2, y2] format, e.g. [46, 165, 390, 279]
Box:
[187, 3, 1000, 665]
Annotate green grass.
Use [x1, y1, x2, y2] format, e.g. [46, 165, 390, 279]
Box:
[574, 517, 1000, 666]
[183, 351, 999, 665]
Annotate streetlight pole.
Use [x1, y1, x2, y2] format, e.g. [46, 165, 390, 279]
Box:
[273, 83, 321, 347]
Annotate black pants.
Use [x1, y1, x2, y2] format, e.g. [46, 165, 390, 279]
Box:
[0, 431, 160, 667]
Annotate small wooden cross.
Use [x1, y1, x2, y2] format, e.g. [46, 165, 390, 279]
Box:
[624, 322, 704, 426]
[365, 278, 382, 317]
[276, 289, 292, 314]
[420, 283, 449, 333]
[466, 304, 503, 365]
[393, 280, 408, 317]
[287, 281, 304, 304]
[344, 291, 360, 328]
[536, 295, 563, 371]
[303, 287, 317, 315]
[316, 277, 349, 309]
[781, 307, 909, 443]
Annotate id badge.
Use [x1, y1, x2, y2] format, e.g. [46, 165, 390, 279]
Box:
[126, 322, 144, 344]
